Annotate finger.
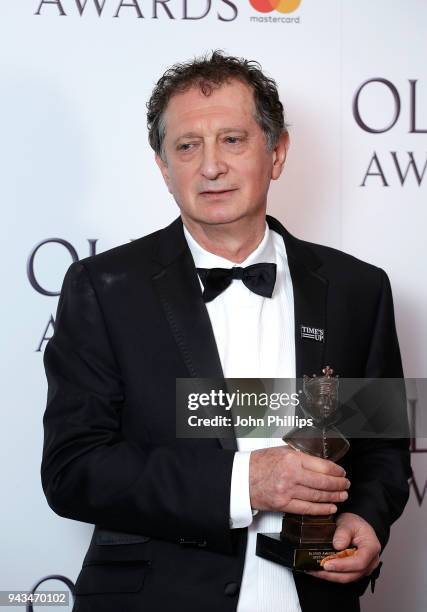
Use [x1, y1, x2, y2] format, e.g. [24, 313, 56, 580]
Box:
[285, 500, 337, 516]
[300, 453, 346, 477]
[306, 570, 364, 584]
[300, 470, 350, 492]
[365, 556, 380, 576]
[323, 547, 374, 573]
[292, 485, 348, 504]
[332, 525, 352, 550]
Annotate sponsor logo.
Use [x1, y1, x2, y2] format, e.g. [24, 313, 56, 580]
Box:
[249, 0, 302, 23]
[249, 0, 301, 13]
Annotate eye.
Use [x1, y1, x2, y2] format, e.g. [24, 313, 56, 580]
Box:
[177, 143, 193, 152]
[224, 136, 241, 144]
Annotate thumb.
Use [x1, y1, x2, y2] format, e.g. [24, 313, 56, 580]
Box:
[333, 525, 352, 550]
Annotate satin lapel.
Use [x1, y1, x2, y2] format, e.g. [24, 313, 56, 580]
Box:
[152, 217, 237, 451]
[289, 260, 328, 379]
[153, 250, 224, 379]
[266, 215, 328, 379]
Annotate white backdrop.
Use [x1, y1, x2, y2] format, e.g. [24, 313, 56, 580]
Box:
[1, 1, 426, 610]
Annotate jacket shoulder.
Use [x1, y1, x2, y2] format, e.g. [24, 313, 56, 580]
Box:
[294, 236, 387, 296]
[269, 215, 384, 285]
[306, 239, 381, 274]
[77, 226, 164, 273]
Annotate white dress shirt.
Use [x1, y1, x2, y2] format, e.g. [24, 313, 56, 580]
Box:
[183, 222, 302, 612]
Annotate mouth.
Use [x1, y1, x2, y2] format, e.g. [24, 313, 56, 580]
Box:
[199, 188, 238, 199]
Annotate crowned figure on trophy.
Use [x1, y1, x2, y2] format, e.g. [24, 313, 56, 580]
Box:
[284, 366, 349, 462]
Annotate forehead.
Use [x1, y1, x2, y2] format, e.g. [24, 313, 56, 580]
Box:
[162, 79, 258, 138]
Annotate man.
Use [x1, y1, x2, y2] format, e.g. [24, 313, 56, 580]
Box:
[41, 51, 411, 612]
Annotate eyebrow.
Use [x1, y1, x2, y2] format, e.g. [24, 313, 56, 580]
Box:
[174, 128, 249, 144]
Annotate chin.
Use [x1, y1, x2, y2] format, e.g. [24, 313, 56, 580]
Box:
[182, 205, 241, 226]
[200, 211, 245, 226]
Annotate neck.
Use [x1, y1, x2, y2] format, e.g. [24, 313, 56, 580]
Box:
[182, 215, 267, 263]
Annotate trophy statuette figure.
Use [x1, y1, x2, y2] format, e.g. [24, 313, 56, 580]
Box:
[256, 367, 356, 571]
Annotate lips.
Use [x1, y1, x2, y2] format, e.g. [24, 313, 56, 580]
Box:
[199, 188, 237, 195]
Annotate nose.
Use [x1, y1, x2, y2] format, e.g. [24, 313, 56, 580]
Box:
[200, 142, 228, 180]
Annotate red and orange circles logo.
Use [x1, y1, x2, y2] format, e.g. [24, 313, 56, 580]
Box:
[249, 0, 302, 13]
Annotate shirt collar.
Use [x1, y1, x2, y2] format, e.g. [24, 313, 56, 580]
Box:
[183, 221, 275, 269]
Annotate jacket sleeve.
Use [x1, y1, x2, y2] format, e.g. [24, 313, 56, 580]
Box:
[41, 261, 235, 554]
[339, 268, 412, 549]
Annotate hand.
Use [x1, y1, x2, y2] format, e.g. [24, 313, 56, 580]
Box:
[307, 512, 381, 583]
[249, 447, 350, 515]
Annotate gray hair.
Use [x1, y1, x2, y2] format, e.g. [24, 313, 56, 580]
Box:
[146, 50, 288, 162]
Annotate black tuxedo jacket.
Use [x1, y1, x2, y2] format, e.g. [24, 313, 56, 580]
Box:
[41, 215, 411, 612]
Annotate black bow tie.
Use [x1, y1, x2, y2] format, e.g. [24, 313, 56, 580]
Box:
[196, 263, 277, 303]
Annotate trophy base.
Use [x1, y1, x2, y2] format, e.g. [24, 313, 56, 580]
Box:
[256, 532, 335, 571]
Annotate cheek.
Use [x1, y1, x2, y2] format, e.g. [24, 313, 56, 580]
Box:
[169, 166, 194, 197]
[241, 159, 271, 189]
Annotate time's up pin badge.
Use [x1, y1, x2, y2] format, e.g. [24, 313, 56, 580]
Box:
[300, 325, 325, 342]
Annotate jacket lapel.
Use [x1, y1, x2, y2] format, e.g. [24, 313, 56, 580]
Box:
[266, 215, 328, 379]
[151, 217, 236, 450]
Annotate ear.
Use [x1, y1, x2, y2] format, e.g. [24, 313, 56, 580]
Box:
[271, 131, 290, 181]
[155, 153, 173, 194]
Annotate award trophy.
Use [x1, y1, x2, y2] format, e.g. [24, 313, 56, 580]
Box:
[256, 367, 353, 571]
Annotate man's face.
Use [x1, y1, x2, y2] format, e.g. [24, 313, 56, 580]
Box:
[155, 79, 288, 228]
